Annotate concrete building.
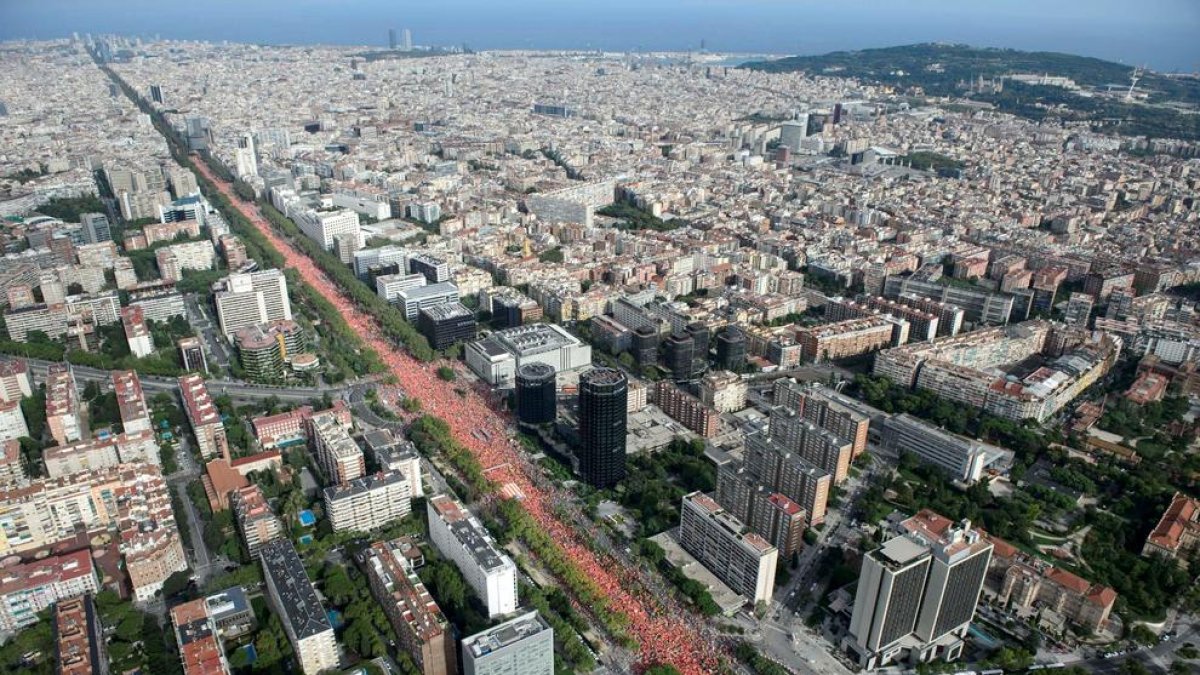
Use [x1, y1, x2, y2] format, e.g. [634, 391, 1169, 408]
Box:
[214, 269, 292, 338]
[880, 414, 992, 483]
[231, 485, 284, 558]
[0, 398, 28, 444]
[45, 364, 81, 445]
[427, 495, 518, 618]
[309, 410, 363, 485]
[299, 209, 360, 252]
[396, 282, 459, 321]
[54, 595, 107, 675]
[796, 316, 903, 363]
[179, 375, 230, 461]
[179, 336, 208, 372]
[678, 492, 778, 605]
[465, 323, 592, 387]
[986, 533, 1116, 633]
[884, 276, 1016, 325]
[846, 511, 992, 669]
[653, 380, 719, 437]
[376, 272, 427, 303]
[768, 407, 853, 485]
[698, 370, 747, 413]
[1142, 492, 1200, 566]
[323, 471, 412, 533]
[418, 302, 477, 350]
[259, 539, 338, 675]
[739, 431, 832, 526]
[170, 598, 230, 675]
[460, 610, 554, 675]
[363, 538, 456, 675]
[773, 379, 870, 459]
[527, 180, 614, 227]
[121, 306, 154, 358]
[0, 359, 33, 403]
[0, 549, 99, 632]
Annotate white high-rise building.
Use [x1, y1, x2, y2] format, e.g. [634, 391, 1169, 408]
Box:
[0, 399, 29, 443]
[678, 491, 778, 605]
[427, 495, 518, 618]
[299, 209, 360, 252]
[214, 269, 292, 338]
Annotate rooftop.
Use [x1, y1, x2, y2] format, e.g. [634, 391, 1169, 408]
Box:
[462, 610, 551, 658]
[258, 539, 332, 640]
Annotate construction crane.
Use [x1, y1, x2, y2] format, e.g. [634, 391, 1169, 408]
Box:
[1125, 66, 1143, 102]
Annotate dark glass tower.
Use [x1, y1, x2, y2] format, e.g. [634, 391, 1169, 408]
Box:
[632, 326, 659, 368]
[716, 326, 746, 371]
[515, 362, 557, 425]
[578, 368, 628, 488]
[665, 333, 694, 382]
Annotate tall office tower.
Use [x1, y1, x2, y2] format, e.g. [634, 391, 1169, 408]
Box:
[185, 116, 212, 152]
[402, 28, 413, 51]
[664, 333, 694, 382]
[389, 28, 397, 49]
[716, 326, 746, 371]
[686, 321, 711, 363]
[515, 362, 557, 425]
[778, 117, 810, 150]
[259, 539, 338, 675]
[632, 326, 658, 369]
[149, 84, 164, 104]
[460, 611, 554, 675]
[577, 368, 628, 488]
[80, 213, 112, 244]
[833, 103, 844, 125]
[0, 101, 7, 117]
[846, 512, 993, 669]
[235, 133, 259, 179]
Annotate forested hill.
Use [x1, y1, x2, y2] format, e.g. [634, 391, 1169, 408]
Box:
[742, 43, 1200, 140]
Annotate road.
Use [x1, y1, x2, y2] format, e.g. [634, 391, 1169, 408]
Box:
[184, 293, 232, 370]
[14, 356, 362, 403]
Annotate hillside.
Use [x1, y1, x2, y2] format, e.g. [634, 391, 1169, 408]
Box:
[743, 43, 1200, 141]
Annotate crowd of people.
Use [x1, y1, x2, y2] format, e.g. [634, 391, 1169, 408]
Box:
[196, 162, 723, 673]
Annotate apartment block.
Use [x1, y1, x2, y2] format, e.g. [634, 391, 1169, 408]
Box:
[363, 539, 457, 675]
[54, 595, 107, 675]
[678, 492, 778, 605]
[259, 539, 338, 675]
[113, 370, 152, 434]
[0, 358, 33, 402]
[698, 370, 747, 413]
[796, 316, 901, 363]
[179, 374, 230, 461]
[231, 485, 284, 558]
[460, 610, 554, 675]
[170, 599, 230, 675]
[0, 398, 28, 444]
[0, 549, 99, 632]
[741, 431, 831, 525]
[773, 379, 870, 459]
[653, 380, 719, 437]
[427, 495, 518, 618]
[46, 364, 81, 445]
[768, 407, 853, 485]
[309, 410, 363, 484]
[323, 471, 412, 533]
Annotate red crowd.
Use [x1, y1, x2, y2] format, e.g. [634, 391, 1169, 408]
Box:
[195, 162, 722, 673]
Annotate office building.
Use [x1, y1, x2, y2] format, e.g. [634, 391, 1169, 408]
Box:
[179, 375, 230, 461]
[129, 290, 186, 322]
[376, 272, 427, 303]
[364, 538, 456, 675]
[46, 364, 81, 445]
[324, 471, 413, 533]
[170, 599, 229, 675]
[880, 414, 993, 483]
[883, 276, 1016, 325]
[0, 549, 99, 633]
[310, 409, 363, 484]
[664, 333, 695, 381]
[354, 245, 409, 280]
[214, 269, 292, 338]
[461, 611, 554, 675]
[259, 539, 338, 675]
[231, 485, 284, 558]
[418, 302, 477, 350]
[396, 282, 459, 321]
[427, 495, 518, 618]
[80, 213, 112, 244]
[299, 209, 359, 252]
[846, 511, 992, 669]
[54, 595, 107, 675]
[179, 336, 208, 372]
[678, 492, 778, 605]
[577, 368, 628, 488]
[654, 380, 719, 437]
[409, 253, 450, 284]
[515, 362, 557, 425]
[465, 323, 592, 387]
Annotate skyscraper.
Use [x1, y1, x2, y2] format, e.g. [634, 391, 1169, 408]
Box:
[846, 511, 992, 669]
[716, 326, 746, 371]
[389, 28, 397, 49]
[149, 84, 164, 105]
[577, 368, 627, 488]
[515, 362, 557, 425]
[402, 28, 413, 51]
[664, 333, 694, 382]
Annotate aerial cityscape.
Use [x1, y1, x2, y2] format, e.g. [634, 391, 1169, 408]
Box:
[0, 2, 1198, 675]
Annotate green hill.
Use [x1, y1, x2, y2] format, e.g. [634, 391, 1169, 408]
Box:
[743, 44, 1200, 141]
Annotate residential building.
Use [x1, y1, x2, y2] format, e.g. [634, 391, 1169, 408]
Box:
[0, 549, 99, 632]
[213, 269, 292, 338]
[54, 595, 107, 675]
[259, 539, 338, 675]
[363, 539, 456, 675]
[0, 359, 32, 402]
[427, 495, 518, 618]
[309, 410, 363, 484]
[323, 471, 412, 533]
[0, 398, 28, 443]
[0, 440, 25, 486]
[460, 610, 554, 675]
[738, 430, 831, 525]
[678, 492, 779, 605]
[46, 364, 81, 445]
[768, 407, 853, 485]
[179, 375, 230, 461]
[773, 379, 871, 459]
[231, 485, 284, 558]
[796, 316, 902, 363]
[170, 599, 229, 675]
[43, 429, 160, 476]
[121, 306, 154, 358]
[654, 380, 719, 437]
[698, 370, 747, 413]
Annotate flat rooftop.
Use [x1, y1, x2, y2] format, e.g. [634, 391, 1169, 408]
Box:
[259, 539, 332, 640]
[462, 610, 551, 658]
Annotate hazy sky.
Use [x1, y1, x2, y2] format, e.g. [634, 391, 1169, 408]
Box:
[2, 0, 1198, 70]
